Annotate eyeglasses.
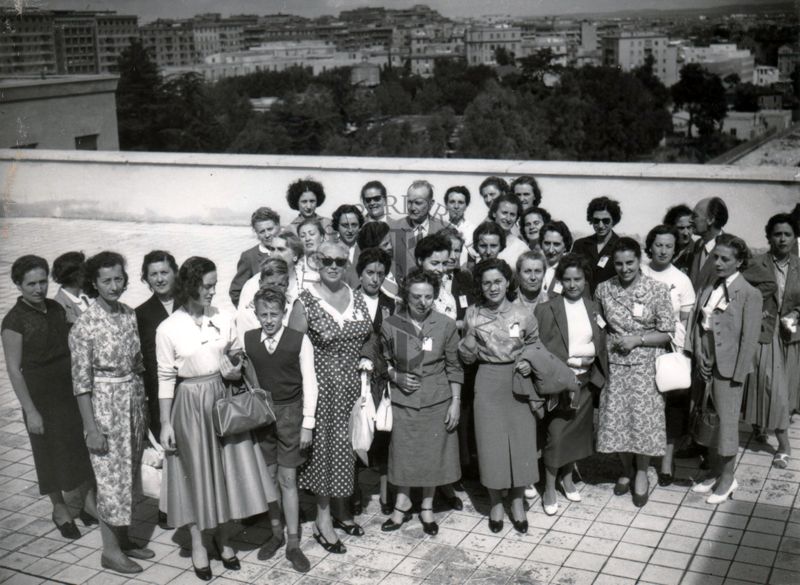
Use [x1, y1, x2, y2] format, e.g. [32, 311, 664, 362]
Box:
[319, 256, 347, 267]
[364, 196, 384, 204]
[592, 218, 612, 226]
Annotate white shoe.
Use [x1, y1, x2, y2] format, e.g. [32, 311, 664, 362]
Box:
[542, 499, 558, 516]
[706, 479, 737, 504]
[524, 485, 537, 499]
[559, 480, 581, 502]
[691, 477, 718, 494]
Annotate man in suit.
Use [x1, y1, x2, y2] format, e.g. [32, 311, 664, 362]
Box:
[230, 207, 281, 307]
[387, 180, 446, 278]
[688, 197, 728, 292]
[361, 180, 389, 224]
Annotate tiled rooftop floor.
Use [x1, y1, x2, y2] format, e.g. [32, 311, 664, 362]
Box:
[0, 217, 798, 585]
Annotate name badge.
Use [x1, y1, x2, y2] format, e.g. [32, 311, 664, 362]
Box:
[633, 303, 644, 318]
[596, 314, 607, 329]
[458, 295, 469, 308]
[509, 323, 521, 338]
[553, 282, 564, 294]
[422, 337, 433, 351]
[718, 299, 729, 312]
[597, 256, 609, 268]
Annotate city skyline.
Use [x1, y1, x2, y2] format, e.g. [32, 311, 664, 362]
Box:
[29, 0, 781, 22]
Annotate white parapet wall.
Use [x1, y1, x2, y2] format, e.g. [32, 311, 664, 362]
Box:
[1, 149, 798, 245]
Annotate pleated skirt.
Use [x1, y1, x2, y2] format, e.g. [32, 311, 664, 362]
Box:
[388, 399, 460, 487]
[473, 363, 538, 490]
[743, 327, 791, 430]
[167, 373, 272, 531]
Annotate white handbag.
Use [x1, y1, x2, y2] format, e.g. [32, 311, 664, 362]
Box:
[139, 430, 164, 499]
[375, 385, 393, 432]
[655, 351, 692, 392]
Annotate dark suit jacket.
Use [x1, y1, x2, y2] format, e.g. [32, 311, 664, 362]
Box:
[358, 291, 396, 406]
[135, 294, 172, 436]
[685, 274, 762, 384]
[571, 232, 620, 296]
[688, 237, 718, 292]
[450, 269, 476, 323]
[229, 245, 269, 307]
[387, 216, 446, 278]
[744, 253, 800, 345]
[534, 296, 608, 391]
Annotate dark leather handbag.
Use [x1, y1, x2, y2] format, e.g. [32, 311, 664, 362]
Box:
[213, 376, 275, 438]
[691, 380, 719, 449]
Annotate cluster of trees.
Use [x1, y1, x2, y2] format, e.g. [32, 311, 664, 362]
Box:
[116, 42, 731, 162]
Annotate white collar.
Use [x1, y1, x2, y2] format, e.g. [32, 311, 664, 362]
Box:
[60, 288, 88, 304]
[258, 243, 270, 254]
[260, 327, 284, 344]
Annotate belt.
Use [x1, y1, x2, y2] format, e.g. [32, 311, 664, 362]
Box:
[94, 373, 135, 384]
[179, 373, 220, 384]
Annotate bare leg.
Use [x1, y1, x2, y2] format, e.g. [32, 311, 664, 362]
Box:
[713, 455, 736, 495]
[278, 467, 299, 537]
[776, 429, 791, 455]
[559, 464, 577, 492]
[314, 496, 337, 543]
[82, 484, 98, 518]
[509, 487, 525, 522]
[543, 466, 558, 507]
[188, 523, 207, 569]
[388, 486, 411, 523]
[634, 454, 650, 494]
[215, 521, 236, 559]
[618, 452, 634, 487]
[420, 487, 435, 523]
[488, 488, 504, 522]
[661, 443, 675, 475]
[49, 492, 71, 524]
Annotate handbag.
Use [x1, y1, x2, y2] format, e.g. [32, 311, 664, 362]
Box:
[375, 384, 393, 432]
[690, 380, 719, 448]
[212, 375, 275, 438]
[655, 350, 692, 392]
[139, 430, 164, 499]
[350, 371, 376, 465]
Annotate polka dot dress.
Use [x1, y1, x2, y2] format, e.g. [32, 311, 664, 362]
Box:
[297, 287, 373, 497]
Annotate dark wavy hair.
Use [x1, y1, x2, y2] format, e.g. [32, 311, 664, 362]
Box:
[715, 233, 751, 270]
[140, 250, 178, 283]
[765, 212, 798, 241]
[644, 225, 679, 259]
[356, 247, 392, 276]
[254, 285, 287, 311]
[473, 221, 507, 252]
[520, 207, 552, 245]
[555, 253, 592, 282]
[663, 204, 693, 226]
[52, 251, 86, 288]
[84, 251, 128, 298]
[174, 256, 216, 307]
[287, 178, 326, 210]
[414, 232, 452, 263]
[488, 193, 524, 225]
[357, 221, 391, 250]
[400, 267, 440, 305]
[511, 175, 542, 207]
[479, 176, 509, 197]
[611, 237, 642, 261]
[473, 258, 516, 302]
[332, 204, 364, 231]
[444, 185, 471, 207]
[11, 255, 48, 285]
[586, 196, 622, 225]
[540, 220, 573, 251]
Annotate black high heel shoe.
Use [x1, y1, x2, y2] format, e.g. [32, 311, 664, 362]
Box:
[381, 506, 413, 532]
[79, 509, 98, 527]
[380, 496, 393, 515]
[332, 517, 364, 537]
[419, 507, 438, 536]
[213, 536, 240, 571]
[313, 524, 346, 554]
[632, 480, 650, 508]
[488, 518, 504, 533]
[52, 513, 80, 539]
[193, 563, 212, 581]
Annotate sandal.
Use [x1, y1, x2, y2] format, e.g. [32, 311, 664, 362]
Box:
[773, 452, 790, 469]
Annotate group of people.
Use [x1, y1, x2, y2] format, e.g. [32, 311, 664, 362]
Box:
[3, 173, 799, 581]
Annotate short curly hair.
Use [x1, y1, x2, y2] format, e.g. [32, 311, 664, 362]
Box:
[663, 204, 693, 226]
[297, 217, 326, 239]
[444, 185, 471, 207]
[286, 178, 326, 211]
[765, 213, 798, 241]
[414, 232, 452, 264]
[715, 233, 751, 270]
[140, 250, 178, 283]
[479, 176, 509, 197]
[644, 225, 679, 259]
[250, 207, 280, 228]
[611, 237, 642, 261]
[357, 221, 391, 250]
[540, 221, 573, 251]
[473, 221, 507, 252]
[332, 204, 364, 231]
[11, 255, 48, 285]
[473, 258, 515, 302]
[84, 251, 129, 299]
[254, 285, 287, 311]
[174, 256, 216, 307]
[400, 267, 440, 305]
[511, 175, 542, 207]
[360, 180, 386, 201]
[555, 253, 592, 282]
[489, 193, 524, 225]
[586, 196, 622, 225]
[356, 247, 392, 276]
[52, 251, 86, 288]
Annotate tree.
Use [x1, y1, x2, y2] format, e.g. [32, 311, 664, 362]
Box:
[671, 64, 727, 138]
[723, 72, 741, 87]
[494, 47, 515, 66]
[733, 83, 761, 112]
[116, 41, 165, 151]
[518, 48, 559, 84]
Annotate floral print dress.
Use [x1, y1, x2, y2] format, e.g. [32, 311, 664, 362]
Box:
[595, 274, 674, 457]
[69, 302, 146, 526]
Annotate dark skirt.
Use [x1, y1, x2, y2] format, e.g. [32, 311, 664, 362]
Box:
[24, 357, 93, 495]
[664, 389, 691, 442]
[389, 400, 460, 487]
[473, 363, 538, 490]
[167, 374, 272, 531]
[542, 381, 594, 469]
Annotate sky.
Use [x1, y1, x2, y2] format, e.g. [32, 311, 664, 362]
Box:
[21, 0, 776, 22]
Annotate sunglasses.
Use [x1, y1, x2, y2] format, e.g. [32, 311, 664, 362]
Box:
[364, 195, 384, 204]
[319, 256, 347, 267]
[592, 218, 612, 225]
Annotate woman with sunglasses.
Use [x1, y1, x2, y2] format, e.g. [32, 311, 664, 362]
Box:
[289, 241, 373, 553]
[572, 197, 622, 296]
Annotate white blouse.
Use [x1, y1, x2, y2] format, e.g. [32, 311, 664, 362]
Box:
[156, 307, 236, 399]
[564, 298, 595, 375]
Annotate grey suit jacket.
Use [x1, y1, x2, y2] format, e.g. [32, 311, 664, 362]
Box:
[387, 216, 446, 278]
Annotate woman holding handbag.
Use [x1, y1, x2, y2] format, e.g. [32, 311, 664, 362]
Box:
[156, 256, 276, 581]
[379, 268, 463, 536]
[685, 234, 762, 503]
[534, 254, 608, 515]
